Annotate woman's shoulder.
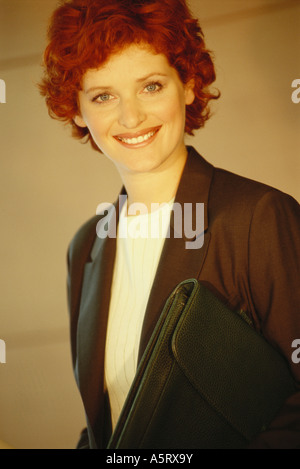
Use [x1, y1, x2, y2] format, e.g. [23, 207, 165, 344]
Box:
[209, 163, 299, 220]
[187, 147, 298, 228]
[188, 146, 298, 210]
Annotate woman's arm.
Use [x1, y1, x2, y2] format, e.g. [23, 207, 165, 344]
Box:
[247, 190, 300, 448]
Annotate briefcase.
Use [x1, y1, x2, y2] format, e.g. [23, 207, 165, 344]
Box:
[107, 279, 295, 449]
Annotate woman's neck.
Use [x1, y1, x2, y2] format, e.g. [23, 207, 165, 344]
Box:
[118, 147, 188, 214]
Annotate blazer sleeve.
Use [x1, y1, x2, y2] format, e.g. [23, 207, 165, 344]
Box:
[247, 189, 300, 448]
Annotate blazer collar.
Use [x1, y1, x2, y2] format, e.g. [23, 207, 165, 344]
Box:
[173, 146, 212, 232]
[137, 146, 214, 359]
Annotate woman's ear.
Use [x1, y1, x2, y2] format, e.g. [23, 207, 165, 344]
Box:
[184, 79, 195, 106]
[73, 114, 87, 128]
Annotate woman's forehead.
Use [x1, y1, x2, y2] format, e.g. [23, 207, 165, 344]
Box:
[81, 44, 175, 88]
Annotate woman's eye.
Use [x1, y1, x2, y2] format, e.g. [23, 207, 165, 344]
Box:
[144, 82, 162, 93]
[93, 93, 113, 103]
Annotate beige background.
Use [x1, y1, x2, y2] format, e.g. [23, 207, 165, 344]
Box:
[0, 0, 299, 449]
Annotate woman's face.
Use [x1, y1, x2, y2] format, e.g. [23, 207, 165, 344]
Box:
[75, 44, 195, 176]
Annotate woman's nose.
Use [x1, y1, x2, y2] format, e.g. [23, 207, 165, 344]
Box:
[118, 97, 146, 129]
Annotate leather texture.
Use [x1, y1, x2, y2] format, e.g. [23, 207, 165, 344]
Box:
[107, 279, 295, 449]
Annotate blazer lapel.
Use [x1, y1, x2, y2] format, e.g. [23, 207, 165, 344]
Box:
[75, 198, 125, 445]
[138, 147, 214, 361]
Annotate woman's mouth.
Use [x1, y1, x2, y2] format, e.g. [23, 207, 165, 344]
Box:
[113, 126, 161, 148]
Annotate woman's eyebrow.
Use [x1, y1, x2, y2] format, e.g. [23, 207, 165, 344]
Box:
[136, 72, 168, 83]
[85, 85, 113, 94]
[85, 73, 168, 94]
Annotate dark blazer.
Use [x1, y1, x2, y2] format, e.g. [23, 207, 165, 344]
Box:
[67, 146, 300, 449]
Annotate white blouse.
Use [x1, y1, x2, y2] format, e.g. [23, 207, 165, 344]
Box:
[104, 198, 174, 430]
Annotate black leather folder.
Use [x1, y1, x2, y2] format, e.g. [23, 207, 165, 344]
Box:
[107, 279, 295, 449]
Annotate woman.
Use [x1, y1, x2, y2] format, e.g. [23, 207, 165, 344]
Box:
[40, 0, 300, 449]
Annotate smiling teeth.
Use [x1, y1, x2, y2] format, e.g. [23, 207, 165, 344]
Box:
[118, 130, 156, 145]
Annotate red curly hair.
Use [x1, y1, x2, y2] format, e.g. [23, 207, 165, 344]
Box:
[39, 0, 219, 151]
